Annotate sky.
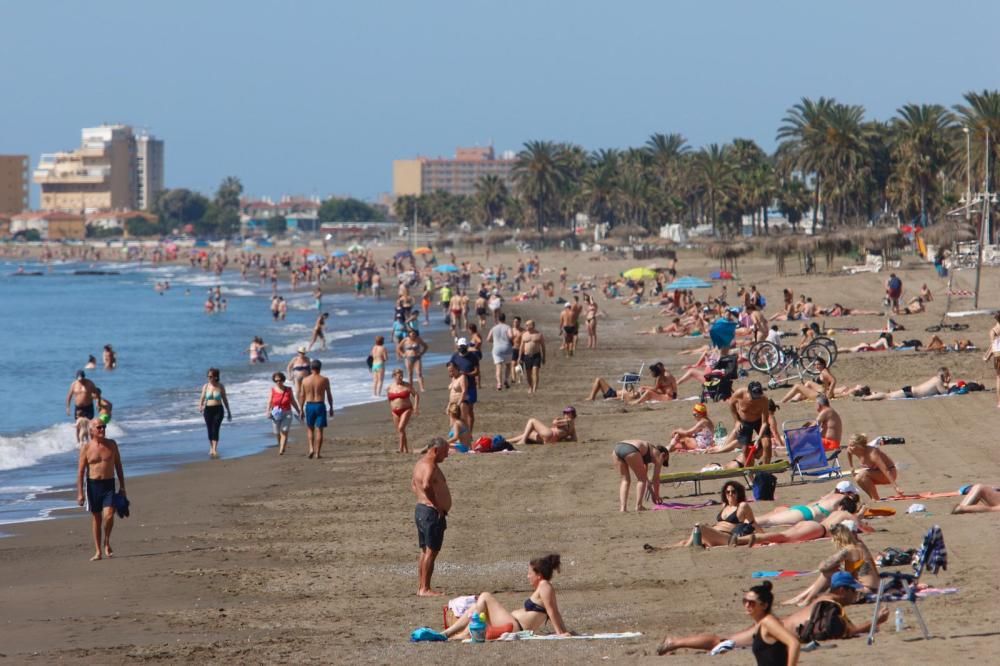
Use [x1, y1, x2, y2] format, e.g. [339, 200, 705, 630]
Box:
[2, 0, 999, 206]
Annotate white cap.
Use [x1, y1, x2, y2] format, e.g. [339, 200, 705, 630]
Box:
[564, 302, 572, 308]
[839, 519, 859, 533]
[835, 480, 858, 494]
[456, 337, 468, 347]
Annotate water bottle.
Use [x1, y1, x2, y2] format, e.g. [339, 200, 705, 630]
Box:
[894, 608, 904, 632]
[468, 611, 487, 642]
[714, 423, 727, 445]
[690, 523, 703, 548]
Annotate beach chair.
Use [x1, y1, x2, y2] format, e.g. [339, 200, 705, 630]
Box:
[783, 420, 842, 484]
[617, 362, 644, 395]
[867, 525, 945, 644]
[658, 460, 790, 497]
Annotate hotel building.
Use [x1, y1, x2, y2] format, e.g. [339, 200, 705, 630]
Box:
[392, 146, 515, 197]
[0, 155, 29, 214]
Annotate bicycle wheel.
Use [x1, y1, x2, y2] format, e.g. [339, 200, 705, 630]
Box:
[748, 340, 782, 374]
[925, 324, 943, 333]
[811, 336, 838, 366]
[801, 342, 833, 377]
[946, 323, 969, 332]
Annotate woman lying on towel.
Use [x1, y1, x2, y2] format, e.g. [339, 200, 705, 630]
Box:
[729, 507, 866, 548]
[442, 554, 571, 639]
[754, 481, 862, 528]
[819, 303, 883, 317]
[507, 406, 577, 444]
[782, 521, 880, 606]
[644, 481, 758, 549]
[952, 484, 1000, 514]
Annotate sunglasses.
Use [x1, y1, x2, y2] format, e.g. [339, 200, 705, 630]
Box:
[94, 425, 107, 431]
[742, 597, 759, 606]
[724, 488, 737, 494]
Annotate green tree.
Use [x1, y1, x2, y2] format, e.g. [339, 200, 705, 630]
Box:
[265, 214, 288, 236]
[777, 178, 812, 232]
[319, 197, 385, 222]
[124, 215, 163, 237]
[889, 104, 957, 226]
[474, 175, 509, 226]
[694, 144, 737, 236]
[155, 188, 210, 233]
[777, 97, 836, 233]
[953, 90, 1000, 240]
[644, 133, 690, 225]
[581, 149, 620, 226]
[514, 140, 571, 230]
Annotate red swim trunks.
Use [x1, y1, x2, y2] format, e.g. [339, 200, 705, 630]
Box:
[822, 437, 841, 452]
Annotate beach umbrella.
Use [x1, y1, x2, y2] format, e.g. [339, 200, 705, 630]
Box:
[667, 276, 712, 290]
[395, 249, 413, 259]
[610, 224, 649, 239]
[414, 246, 433, 255]
[331, 250, 347, 257]
[307, 253, 325, 262]
[709, 317, 738, 349]
[434, 264, 459, 273]
[623, 267, 657, 281]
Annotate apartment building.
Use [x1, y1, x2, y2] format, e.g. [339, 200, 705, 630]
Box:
[136, 133, 164, 211]
[0, 155, 29, 214]
[393, 146, 515, 197]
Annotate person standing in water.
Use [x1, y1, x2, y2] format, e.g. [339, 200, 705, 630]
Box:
[298, 359, 334, 459]
[103, 344, 117, 370]
[308, 312, 329, 351]
[198, 368, 231, 459]
[76, 419, 126, 561]
[286, 347, 311, 395]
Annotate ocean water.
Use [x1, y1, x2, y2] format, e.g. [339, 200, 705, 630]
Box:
[0, 259, 446, 530]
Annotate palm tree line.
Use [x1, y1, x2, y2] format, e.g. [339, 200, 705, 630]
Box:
[394, 90, 1000, 238]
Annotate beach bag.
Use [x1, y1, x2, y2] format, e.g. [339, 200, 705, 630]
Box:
[472, 436, 493, 453]
[491, 435, 514, 452]
[796, 601, 848, 643]
[752, 472, 777, 501]
[966, 381, 985, 392]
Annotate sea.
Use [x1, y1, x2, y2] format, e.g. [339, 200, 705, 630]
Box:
[0, 258, 446, 532]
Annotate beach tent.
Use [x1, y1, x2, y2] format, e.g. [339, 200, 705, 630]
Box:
[709, 270, 734, 280]
[709, 317, 737, 349]
[667, 276, 712, 290]
[434, 264, 459, 273]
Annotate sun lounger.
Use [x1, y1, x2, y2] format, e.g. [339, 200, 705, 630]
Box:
[783, 420, 842, 484]
[658, 460, 790, 496]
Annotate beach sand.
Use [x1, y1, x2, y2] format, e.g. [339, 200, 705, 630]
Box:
[2, 248, 999, 663]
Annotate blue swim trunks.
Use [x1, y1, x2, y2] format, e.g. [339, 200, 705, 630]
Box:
[305, 401, 328, 428]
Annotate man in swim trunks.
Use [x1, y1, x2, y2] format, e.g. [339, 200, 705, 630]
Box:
[559, 303, 577, 356]
[76, 419, 126, 561]
[861, 367, 951, 401]
[810, 395, 843, 451]
[412, 437, 451, 596]
[66, 370, 98, 425]
[885, 273, 903, 315]
[519, 319, 547, 394]
[298, 359, 334, 459]
[729, 381, 769, 459]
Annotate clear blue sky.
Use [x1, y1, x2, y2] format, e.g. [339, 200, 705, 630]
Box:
[2, 0, 998, 205]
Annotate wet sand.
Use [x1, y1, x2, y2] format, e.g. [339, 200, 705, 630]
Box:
[2, 248, 999, 663]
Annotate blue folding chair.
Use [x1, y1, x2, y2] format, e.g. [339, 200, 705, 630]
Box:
[867, 525, 945, 644]
[782, 420, 842, 484]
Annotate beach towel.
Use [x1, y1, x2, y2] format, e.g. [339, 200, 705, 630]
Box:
[652, 499, 721, 511]
[493, 631, 643, 641]
[752, 570, 815, 579]
[881, 491, 959, 501]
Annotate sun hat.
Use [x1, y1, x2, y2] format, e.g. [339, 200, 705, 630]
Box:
[297, 346, 307, 354]
[693, 403, 708, 416]
[835, 480, 858, 494]
[830, 571, 863, 590]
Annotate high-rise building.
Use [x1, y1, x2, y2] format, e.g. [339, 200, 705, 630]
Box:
[136, 133, 164, 211]
[34, 125, 164, 212]
[0, 155, 29, 214]
[393, 146, 515, 197]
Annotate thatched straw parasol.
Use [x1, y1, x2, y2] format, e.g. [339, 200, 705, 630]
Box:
[814, 232, 852, 270]
[609, 224, 650, 239]
[483, 228, 513, 245]
[542, 228, 574, 242]
[762, 236, 795, 276]
[922, 222, 976, 247]
[517, 229, 542, 242]
[703, 240, 754, 273]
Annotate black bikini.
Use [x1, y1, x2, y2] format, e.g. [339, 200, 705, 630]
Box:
[524, 598, 547, 616]
[717, 508, 740, 525]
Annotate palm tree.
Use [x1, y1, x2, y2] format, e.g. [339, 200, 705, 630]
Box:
[954, 91, 1000, 240]
[889, 104, 958, 226]
[474, 175, 508, 226]
[514, 141, 571, 231]
[821, 103, 868, 227]
[644, 133, 690, 226]
[694, 144, 737, 236]
[777, 178, 812, 233]
[581, 149, 620, 226]
[777, 97, 836, 233]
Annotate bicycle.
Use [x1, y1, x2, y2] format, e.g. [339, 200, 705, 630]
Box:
[747, 340, 834, 390]
[925, 319, 969, 333]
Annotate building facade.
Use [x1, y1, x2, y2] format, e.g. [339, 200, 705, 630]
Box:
[136, 133, 164, 211]
[392, 146, 515, 197]
[10, 211, 86, 240]
[0, 155, 29, 214]
[34, 125, 164, 213]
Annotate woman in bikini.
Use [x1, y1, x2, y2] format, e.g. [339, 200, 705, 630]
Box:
[846, 433, 903, 500]
[266, 372, 301, 455]
[584, 293, 599, 349]
[507, 407, 577, 445]
[441, 554, 570, 639]
[984, 311, 1000, 407]
[952, 483, 1000, 514]
[754, 483, 862, 528]
[613, 439, 669, 511]
[782, 522, 879, 607]
[401, 328, 429, 392]
[386, 368, 419, 453]
[198, 368, 231, 459]
[446, 361, 468, 416]
[669, 403, 715, 451]
[627, 362, 678, 405]
[444, 402, 472, 450]
[730, 507, 863, 548]
[647, 481, 759, 549]
[370, 336, 389, 397]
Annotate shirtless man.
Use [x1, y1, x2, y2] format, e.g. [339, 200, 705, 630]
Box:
[558, 303, 576, 356]
[810, 395, 842, 451]
[412, 437, 452, 596]
[76, 419, 126, 561]
[861, 366, 951, 401]
[510, 316, 524, 384]
[570, 295, 584, 353]
[66, 370, 98, 425]
[747, 304, 768, 342]
[286, 347, 312, 395]
[518, 319, 547, 394]
[297, 359, 334, 458]
[448, 292, 463, 337]
[308, 312, 329, 351]
[729, 381, 770, 455]
[780, 357, 836, 403]
[846, 433, 903, 500]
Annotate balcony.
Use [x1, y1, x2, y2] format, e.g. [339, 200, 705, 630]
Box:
[34, 167, 110, 184]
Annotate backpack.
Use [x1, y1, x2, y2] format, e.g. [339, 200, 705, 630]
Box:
[752, 472, 777, 501]
[796, 600, 848, 643]
[472, 436, 493, 453]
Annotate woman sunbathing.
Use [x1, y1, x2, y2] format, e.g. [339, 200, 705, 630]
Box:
[669, 403, 714, 451]
[645, 481, 758, 549]
[729, 508, 864, 547]
[782, 522, 879, 606]
[612, 439, 669, 511]
[755, 482, 861, 528]
[820, 303, 883, 317]
[641, 317, 691, 336]
[627, 362, 678, 405]
[507, 406, 577, 444]
[441, 554, 570, 639]
[952, 484, 1000, 514]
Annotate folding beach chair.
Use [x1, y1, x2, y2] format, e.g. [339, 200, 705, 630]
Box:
[617, 362, 644, 395]
[657, 460, 790, 497]
[783, 420, 842, 484]
[867, 525, 945, 644]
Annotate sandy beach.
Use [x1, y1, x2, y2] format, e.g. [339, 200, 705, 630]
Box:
[2, 247, 999, 664]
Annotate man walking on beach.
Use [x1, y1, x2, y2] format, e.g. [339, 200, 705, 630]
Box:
[66, 370, 98, 421]
[412, 437, 451, 596]
[885, 273, 903, 315]
[298, 359, 334, 458]
[519, 320, 546, 394]
[76, 419, 126, 561]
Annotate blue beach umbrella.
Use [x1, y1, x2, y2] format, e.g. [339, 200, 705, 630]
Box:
[434, 264, 459, 273]
[667, 275, 712, 290]
[331, 250, 347, 257]
[709, 317, 738, 349]
[307, 253, 325, 262]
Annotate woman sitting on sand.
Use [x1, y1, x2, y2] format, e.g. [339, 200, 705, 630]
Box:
[386, 368, 419, 453]
[440, 554, 570, 639]
[645, 481, 758, 549]
[782, 522, 879, 606]
[755, 482, 861, 528]
[952, 484, 1000, 514]
[444, 402, 471, 450]
[669, 403, 715, 451]
[628, 362, 677, 405]
[507, 406, 577, 445]
[640, 317, 691, 336]
[899, 297, 925, 315]
[612, 440, 669, 511]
